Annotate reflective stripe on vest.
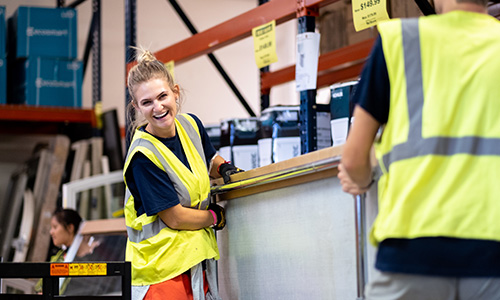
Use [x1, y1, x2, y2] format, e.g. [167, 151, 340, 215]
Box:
[124, 114, 210, 244]
[380, 19, 500, 173]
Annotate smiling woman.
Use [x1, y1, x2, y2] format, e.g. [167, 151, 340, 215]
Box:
[123, 47, 243, 300]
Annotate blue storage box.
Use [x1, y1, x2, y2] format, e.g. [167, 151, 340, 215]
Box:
[10, 57, 82, 107]
[8, 6, 77, 59]
[0, 6, 5, 55]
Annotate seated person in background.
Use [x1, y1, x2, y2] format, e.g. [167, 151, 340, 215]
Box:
[35, 208, 98, 294]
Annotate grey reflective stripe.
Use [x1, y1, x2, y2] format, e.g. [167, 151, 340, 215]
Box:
[127, 137, 191, 205]
[402, 19, 424, 140]
[127, 216, 168, 244]
[198, 196, 210, 210]
[124, 188, 132, 205]
[177, 114, 207, 166]
[381, 19, 500, 171]
[125, 187, 171, 244]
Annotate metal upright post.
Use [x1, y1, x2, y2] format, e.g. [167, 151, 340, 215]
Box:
[259, 0, 270, 113]
[125, 0, 137, 150]
[354, 193, 368, 300]
[91, 0, 102, 135]
[92, 0, 101, 108]
[297, 10, 318, 154]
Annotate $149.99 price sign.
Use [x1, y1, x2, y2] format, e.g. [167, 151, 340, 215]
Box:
[352, 0, 389, 32]
[360, 0, 381, 10]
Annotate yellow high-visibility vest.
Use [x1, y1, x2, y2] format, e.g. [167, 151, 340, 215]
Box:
[372, 12, 500, 246]
[123, 114, 218, 286]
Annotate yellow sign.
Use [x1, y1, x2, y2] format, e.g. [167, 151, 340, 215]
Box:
[68, 263, 107, 276]
[164, 60, 175, 81]
[352, 0, 389, 32]
[252, 20, 278, 69]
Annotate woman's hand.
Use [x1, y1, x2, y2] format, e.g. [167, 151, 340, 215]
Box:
[337, 163, 371, 196]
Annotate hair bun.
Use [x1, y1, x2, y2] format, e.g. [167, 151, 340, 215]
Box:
[132, 46, 156, 63]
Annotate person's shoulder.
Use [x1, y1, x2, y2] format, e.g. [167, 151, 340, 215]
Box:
[184, 113, 206, 128]
[186, 113, 201, 122]
[377, 17, 403, 30]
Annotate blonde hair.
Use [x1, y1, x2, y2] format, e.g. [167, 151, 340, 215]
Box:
[126, 46, 182, 134]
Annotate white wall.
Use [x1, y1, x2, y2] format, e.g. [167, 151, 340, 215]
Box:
[0, 0, 300, 128]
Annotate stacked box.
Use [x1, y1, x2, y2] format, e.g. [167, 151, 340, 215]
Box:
[258, 106, 301, 167]
[9, 6, 77, 59]
[329, 81, 358, 146]
[316, 105, 332, 150]
[219, 118, 260, 171]
[205, 124, 221, 151]
[11, 58, 82, 107]
[7, 6, 81, 107]
[0, 6, 6, 104]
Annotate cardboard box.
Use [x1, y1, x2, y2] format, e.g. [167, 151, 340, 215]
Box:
[10, 57, 82, 107]
[8, 6, 77, 59]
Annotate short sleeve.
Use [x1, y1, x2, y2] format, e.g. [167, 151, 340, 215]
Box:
[351, 36, 390, 124]
[125, 152, 180, 216]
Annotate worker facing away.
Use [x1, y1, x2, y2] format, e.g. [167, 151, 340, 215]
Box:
[124, 46, 242, 300]
[338, 0, 500, 299]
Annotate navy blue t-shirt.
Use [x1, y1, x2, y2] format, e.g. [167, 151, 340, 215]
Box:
[354, 36, 500, 277]
[125, 113, 216, 217]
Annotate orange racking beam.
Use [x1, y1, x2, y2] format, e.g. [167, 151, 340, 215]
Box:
[0, 105, 97, 127]
[126, 0, 339, 73]
[260, 38, 375, 93]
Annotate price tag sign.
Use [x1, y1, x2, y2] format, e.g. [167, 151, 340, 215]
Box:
[352, 0, 389, 32]
[252, 20, 278, 69]
[164, 60, 175, 81]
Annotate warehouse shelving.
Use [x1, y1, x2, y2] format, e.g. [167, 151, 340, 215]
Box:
[0, 0, 101, 134]
[125, 0, 374, 153]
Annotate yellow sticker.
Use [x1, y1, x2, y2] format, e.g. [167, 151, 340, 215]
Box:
[95, 263, 107, 276]
[69, 263, 79, 276]
[77, 263, 88, 276]
[68, 263, 107, 276]
[94, 101, 103, 129]
[164, 60, 175, 81]
[87, 263, 97, 276]
[352, 0, 390, 32]
[252, 20, 278, 69]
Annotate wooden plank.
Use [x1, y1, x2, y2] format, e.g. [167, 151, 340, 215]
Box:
[13, 189, 35, 262]
[27, 135, 70, 262]
[213, 146, 343, 201]
[80, 218, 126, 236]
[217, 168, 338, 201]
[0, 172, 28, 260]
[90, 137, 104, 219]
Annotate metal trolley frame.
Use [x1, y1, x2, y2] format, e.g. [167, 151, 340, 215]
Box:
[0, 261, 131, 300]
